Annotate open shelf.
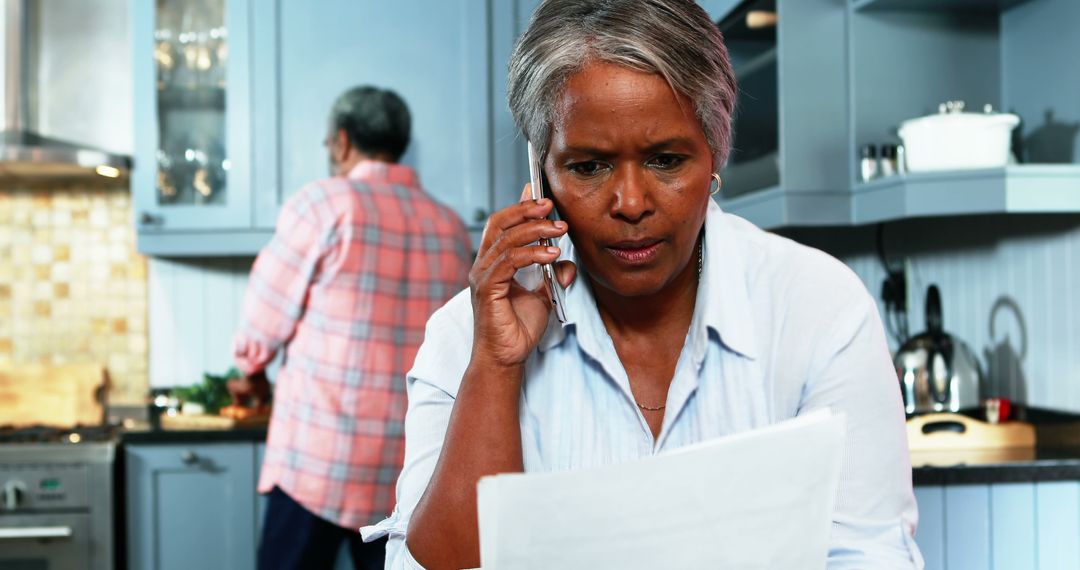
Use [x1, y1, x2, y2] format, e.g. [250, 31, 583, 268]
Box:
[851, 0, 1034, 12]
[718, 186, 851, 230]
[852, 165, 1080, 224]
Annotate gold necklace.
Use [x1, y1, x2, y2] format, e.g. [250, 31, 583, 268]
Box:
[634, 238, 704, 413]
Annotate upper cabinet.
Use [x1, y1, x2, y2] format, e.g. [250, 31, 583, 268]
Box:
[716, 0, 1080, 230]
[133, 0, 270, 255]
[272, 0, 497, 230]
[133, 0, 523, 256]
[716, 0, 852, 229]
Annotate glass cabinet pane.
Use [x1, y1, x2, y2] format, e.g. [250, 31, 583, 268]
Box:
[153, 0, 230, 206]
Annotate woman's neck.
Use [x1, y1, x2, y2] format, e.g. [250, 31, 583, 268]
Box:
[591, 238, 702, 341]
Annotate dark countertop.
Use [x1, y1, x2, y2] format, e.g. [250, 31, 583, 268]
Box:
[120, 425, 267, 444]
[913, 447, 1080, 486]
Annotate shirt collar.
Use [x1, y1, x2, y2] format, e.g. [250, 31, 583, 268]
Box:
[346, 159, 420, 187]
[698, 199, 758, 359]
[536, 199, 758, 360]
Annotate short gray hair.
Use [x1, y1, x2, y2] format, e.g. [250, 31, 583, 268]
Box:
[507, 0, 737, 168]
[329, 86, 412, 162]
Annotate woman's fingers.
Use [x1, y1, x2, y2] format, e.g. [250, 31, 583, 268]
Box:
[471, 244, 561, 295]
[478, 189, 555, 252]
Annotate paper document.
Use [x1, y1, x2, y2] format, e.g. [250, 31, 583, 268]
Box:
[476, 410, 845, 570]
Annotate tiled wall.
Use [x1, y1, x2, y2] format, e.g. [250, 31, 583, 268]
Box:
[0, 182, 148, 404]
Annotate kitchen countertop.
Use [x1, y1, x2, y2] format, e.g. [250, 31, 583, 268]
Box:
[912, 447, 1080, 486]
[116, 410, 1080, 485]
[120, 424, 267, 444]
[912, 408, 1080, 486]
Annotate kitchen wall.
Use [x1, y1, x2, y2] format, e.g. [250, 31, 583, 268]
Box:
[787, 214, 1080, 411]
[0, 182, 148, 404]
[150, 211, 1080, 412]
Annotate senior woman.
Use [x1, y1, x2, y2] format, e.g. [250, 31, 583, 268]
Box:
[363, 0, 922, 568]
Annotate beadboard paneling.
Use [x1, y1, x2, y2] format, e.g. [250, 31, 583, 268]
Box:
[784, 214, 1080, 413]
[148, 257, 252, 387]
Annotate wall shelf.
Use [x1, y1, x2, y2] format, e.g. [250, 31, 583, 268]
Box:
[852, 165, 1080, 224]
[851, 0, 1034, 13]
[719, 186, 852, 230]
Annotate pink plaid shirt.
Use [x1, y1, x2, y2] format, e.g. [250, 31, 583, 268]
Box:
[234, 160, 471, 528]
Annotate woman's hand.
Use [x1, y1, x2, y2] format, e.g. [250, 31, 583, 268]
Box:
[470, 186, 576, 367]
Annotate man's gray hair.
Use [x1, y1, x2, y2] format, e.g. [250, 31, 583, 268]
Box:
[508, 0, 737, 168]
[329, 85, 411, 162]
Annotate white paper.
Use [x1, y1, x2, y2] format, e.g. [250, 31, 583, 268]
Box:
[476, 410, 845, 570]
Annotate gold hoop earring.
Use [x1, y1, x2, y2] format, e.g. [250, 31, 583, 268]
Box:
[709, 173, 722, 196]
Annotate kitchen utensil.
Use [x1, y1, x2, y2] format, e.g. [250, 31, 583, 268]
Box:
[895, 285, 982, 415]
[0, 364, 106, 427]
[898, 101, 1019, 172]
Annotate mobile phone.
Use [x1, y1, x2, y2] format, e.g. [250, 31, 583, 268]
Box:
[527, 141, 568, 323]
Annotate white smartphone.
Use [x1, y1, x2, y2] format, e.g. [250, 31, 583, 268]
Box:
[527, 141, 568, 323]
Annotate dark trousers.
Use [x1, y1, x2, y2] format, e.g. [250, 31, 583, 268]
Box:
[258, 486, 387, 570]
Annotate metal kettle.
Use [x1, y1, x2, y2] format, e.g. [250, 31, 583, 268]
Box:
[895, 285, 982, 416]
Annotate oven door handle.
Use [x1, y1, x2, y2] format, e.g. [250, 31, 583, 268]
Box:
[0, 526, 74, 540]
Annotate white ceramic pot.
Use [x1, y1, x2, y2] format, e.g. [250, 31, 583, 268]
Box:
[898, 109, 1020, 172]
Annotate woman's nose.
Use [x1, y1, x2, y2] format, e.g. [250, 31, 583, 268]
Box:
[609, 166, 653, 222]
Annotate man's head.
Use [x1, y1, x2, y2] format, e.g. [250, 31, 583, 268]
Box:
[326, 86, 412, 176]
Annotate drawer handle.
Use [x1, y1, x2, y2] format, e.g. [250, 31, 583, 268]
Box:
[181, 451, 199, 465]
[139, 211, 165, 226]
[0, 526, 73, 540]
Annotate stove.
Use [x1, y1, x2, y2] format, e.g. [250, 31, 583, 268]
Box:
[0, 425, 118, 570]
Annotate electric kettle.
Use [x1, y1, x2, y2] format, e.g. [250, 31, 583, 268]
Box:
[894, 285, 982, 416]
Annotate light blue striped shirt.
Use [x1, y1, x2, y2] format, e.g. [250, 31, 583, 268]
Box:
[363, 200, 923, 569]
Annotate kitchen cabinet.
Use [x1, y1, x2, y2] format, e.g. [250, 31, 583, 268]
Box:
[126, 442, 258, 570]
[132, 0, 273, 255]
[714, 0, 1080, 230]
[914, 481, 1080, 570]
[133, 0, 529, 256]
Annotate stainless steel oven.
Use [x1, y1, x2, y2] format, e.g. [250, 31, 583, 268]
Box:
[0, 441, 116, 570]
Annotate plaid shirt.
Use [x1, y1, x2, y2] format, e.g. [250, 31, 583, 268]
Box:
[234, 160, 471, 528]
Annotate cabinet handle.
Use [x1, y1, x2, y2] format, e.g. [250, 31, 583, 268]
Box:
[181, 451, 199, 465]
[139, 211, 164, 226]
[0, 526, 73, 540]
[473, 209, 489, 224]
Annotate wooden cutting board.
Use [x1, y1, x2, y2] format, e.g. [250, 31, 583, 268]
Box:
[907, 413, 1035, 452]
[160, 410, 271, 430]
[0, 364, 106, 427]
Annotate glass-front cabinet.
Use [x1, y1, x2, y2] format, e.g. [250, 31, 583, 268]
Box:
[133, 0, 255, 251]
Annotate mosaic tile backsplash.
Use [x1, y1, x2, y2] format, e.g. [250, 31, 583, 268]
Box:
[0, 182, 148, 404]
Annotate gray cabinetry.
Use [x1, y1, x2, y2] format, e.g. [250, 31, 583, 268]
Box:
[132, 0, 273, 255]
[125, 443, 257, 570]
[713, 0, 1080, 230]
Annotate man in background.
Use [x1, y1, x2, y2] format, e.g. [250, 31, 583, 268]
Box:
[232, 85, 472, 569]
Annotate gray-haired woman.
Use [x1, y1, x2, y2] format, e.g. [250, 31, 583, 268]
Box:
[363, 1, 922, 568]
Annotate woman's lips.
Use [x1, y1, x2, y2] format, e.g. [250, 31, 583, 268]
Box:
[607, 240, 662, 265]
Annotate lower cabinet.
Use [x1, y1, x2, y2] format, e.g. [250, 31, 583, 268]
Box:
[125, 443, 258, 570]
[915, 481, 1080, 570]
[128, 441, 356, 570]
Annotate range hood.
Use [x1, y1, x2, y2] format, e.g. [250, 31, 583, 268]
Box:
[0, 0, 131, 180]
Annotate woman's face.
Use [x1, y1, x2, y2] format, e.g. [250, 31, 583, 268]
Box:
[545, 60, 714, 299]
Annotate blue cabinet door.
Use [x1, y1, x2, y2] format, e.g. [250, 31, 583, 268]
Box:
[132, 0, 254, 233]
[264, 0, 493, 230]
[126, 443, 257, 570]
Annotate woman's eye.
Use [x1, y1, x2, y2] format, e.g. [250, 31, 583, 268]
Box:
[568, 161, 607, 177]
[648, 154, 685, 169]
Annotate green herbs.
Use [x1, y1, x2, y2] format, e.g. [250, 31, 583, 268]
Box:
[171, 368, 238, 414]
